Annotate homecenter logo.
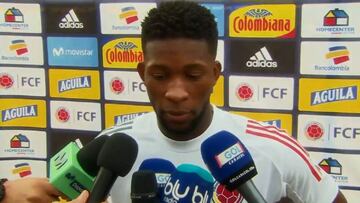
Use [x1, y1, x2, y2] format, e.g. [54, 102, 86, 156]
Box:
[47, 37, 98, 67]
[311, 86, 357, 105]
[1, 105, 38, 122]
[229, 4, 296, 38]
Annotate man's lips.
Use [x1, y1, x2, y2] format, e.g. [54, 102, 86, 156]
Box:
[163, 111, 191, 123]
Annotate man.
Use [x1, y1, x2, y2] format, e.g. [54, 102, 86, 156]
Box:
[98, 1, 347, 203]
[0, 1, 347, 203]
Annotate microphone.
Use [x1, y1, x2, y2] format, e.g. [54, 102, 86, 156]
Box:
[138, 158, 175, 197]
[201, 130, 267, 203]
[162, 163, 214, 203]
[131, 170, 159, 203]
[49, 135, 109, 199]
[87, 133, 138, 203]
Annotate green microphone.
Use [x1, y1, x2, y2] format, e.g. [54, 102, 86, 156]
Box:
[49, 135, 108, 200]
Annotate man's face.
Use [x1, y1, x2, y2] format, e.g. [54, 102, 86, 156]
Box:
[138, 38, 220, 138]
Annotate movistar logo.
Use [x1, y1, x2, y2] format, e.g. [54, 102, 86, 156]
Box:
[311, 86, 357, 105]
[58, 76, 91, 92]
[1, 105, 38, 122]
[246, 47, 277, 68]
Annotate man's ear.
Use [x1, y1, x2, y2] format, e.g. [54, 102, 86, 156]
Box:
[213, 60, 221, 83]
[137, 62, 145, 82]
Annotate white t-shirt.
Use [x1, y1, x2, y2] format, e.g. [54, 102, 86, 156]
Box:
[99, 106, 338, 203]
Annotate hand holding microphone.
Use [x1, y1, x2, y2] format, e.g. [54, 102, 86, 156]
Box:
[49, 135, 109, 200]
[201, 130, 267, 203]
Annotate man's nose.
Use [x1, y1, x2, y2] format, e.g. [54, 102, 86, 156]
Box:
[164, 79, 189, 102]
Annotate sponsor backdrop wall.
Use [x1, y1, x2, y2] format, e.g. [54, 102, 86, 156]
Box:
[0, 0, 359, 201]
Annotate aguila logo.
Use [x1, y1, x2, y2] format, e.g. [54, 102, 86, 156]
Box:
[237, 83, 254, 101]
[56, 107, 70, 122]
[0, 73, 14, 89]
[110, 77, 125, 94]
[305, 122, 324, 140]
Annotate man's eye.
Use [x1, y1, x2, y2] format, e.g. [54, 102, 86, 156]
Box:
[152, 73, 166, 80]
[187, 72, 202, 80]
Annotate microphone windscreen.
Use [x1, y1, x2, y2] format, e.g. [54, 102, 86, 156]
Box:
[77, 135, 109, 176]
[131, 170, 158, 202]
[97, 133, 138, 176]
[162, 164, 214, 203]
[201, 130, 257, 190]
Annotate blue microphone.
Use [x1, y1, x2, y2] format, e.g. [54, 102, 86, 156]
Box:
[162, 163, 214, 203]
[201, 130, 267, 203]
[139, 158, 175, 198]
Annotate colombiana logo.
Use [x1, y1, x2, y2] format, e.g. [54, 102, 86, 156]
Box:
[305, 122, 324, 140]
[110, 77, 125, 94]
[56, 107, 70, 122]
[236, 83, 254, 101]
[0, 73, 14, 89]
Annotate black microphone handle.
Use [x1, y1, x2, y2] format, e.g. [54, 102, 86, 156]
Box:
[237, 180, 267, 203]
[87, 167, 117, 203]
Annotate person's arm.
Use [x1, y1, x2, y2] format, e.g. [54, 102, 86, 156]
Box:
[333, 191, 347, 203]
[1, 177, 62, 203]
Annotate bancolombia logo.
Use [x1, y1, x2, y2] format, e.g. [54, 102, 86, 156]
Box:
[229, 4, 296, 38]
[102, 38, 143, 68]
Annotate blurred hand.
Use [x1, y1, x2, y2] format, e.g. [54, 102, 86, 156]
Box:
[68, 190, 89, 203]
[2, 177, 62, 203]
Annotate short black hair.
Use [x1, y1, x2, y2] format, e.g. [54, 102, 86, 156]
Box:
[141, 1, 218, 57]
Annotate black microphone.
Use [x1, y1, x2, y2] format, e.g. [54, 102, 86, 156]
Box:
[131, 170, 160, 203]
[87, 133, 138, 203]
[201, 130, 267, 203]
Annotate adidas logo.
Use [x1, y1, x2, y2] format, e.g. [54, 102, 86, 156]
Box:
[58, 9, 84, 29]
[246, 47, 278, 68]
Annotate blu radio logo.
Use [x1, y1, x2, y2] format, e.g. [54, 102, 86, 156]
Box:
[229, 4, 296, 38]
[50, 100, 101, 131]
[311, 86, 357, 106]
[216, 143, 244, 168]
[119, 6, 138, 24]
[326, 46, 349, 65]
[12, 162, 32, 178]
[102, 38, 143, 68]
